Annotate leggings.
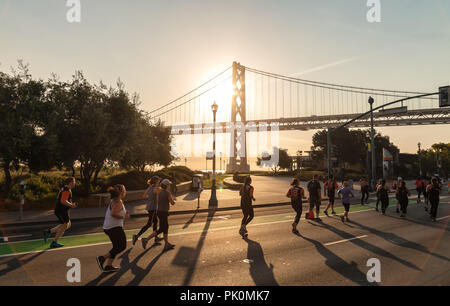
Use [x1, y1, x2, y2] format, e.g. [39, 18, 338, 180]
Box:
[430, 199, 439, 219]
[292, 202, 303, 224]
[241, 204, 254, 226]
[361, 187, 369, 203]
[136, 210, 158, 237]
[104, 227, 127, 259]
[381, 199, 389, 213]
[400, 200, 408, 214]
[156, 211, 169, 235]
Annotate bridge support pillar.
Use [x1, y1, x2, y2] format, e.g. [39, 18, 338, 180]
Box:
[226, 62, 250, 174]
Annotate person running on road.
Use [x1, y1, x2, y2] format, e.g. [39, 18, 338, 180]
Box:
[323, 175, 339, 216]
[375, 179, 383, 212]
[377, 180, 391, 215]
[397, 180, 411, 218]
[360, 177, 369, 205]
[427, 178, 441, 222]
[414, 177, 424, 204]
[394, 177, 402, 213]
[338, 181, 354, 222]
[141, 179, 176, 251]
[96, 184, 129, 273]
[423, 177, 430, 211]
[307, 174, 322, 221]
[239, 176, 256, 237]
[132, 176, 162, 246]
[323, 177, 328, 197]
[286, 178, 306, 234]
[43, 177, 77, 248]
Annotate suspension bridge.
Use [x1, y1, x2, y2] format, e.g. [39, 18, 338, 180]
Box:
[149, 62, 449, 172]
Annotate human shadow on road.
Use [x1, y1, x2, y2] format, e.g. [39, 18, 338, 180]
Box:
[242, 237, 279, 286]
[182, 209, 199, 229]
[177, 208, 215, 286]
[308, 221, 422, 272]
[350, 220, 450, 263]
[127, 250, 165, 286]
[0, 251, 46, 278]
[183, 192, 201, 201]
[296, 233, 376, 286]
[86, 248, 133, 286]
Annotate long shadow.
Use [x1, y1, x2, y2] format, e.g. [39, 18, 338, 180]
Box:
[179, 208, 215, 286]
[0, 251, 46, 277]
[127, 250, 165, 286]
[298, 233, 376, 286]
[182, 209, 199, 229]
[86, 248, 133, 286]
[183, 192, 201, 201]
[243, 237, 279, 286]
[307, 221, 422, 272]
[350, 220, 450, 263]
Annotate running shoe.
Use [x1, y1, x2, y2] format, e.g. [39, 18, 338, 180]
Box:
[50, 241, 64, 248]
[332, 211, 337, 215]
[43, 229, 51, 243]
[346, 217, 350, 222]
[96, 256, 105, 271]
[315, 217, 322, 222]
[141, 238, 149, 250]
[323, 210, 329, 217]
[155, 236, 163, 243]
[132, 234, 138, 246]
[164, 244, 175, 251]
[340, 216, 345, 222]
[239, 225, 246, 236]
[103, 266, 119, 273]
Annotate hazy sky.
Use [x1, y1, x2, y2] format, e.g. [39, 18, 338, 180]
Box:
[1, 0, 449, 168]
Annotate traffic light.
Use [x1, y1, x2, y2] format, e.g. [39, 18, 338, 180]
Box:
[439, 86, 449, 108]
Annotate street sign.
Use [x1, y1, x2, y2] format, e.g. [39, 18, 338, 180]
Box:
[206, 151, 214, 160]
[439, 86, 449, 107]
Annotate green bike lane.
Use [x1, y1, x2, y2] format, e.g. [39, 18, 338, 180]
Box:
[0, 203, 386, 257]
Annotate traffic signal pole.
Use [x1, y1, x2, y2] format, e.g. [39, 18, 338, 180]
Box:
[326, 91, 440, 181]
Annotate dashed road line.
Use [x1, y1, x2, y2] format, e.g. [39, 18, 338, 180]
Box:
[324, 235, 369, 246]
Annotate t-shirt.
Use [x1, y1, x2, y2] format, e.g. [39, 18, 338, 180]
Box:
[327, 180, 338, 193]
[307, 180, 321, 199]
[55, 186, 72, 212]
[157, 189, 171, 212]
[414, 180, 423, 188]
[338, 187, 354, 203]
[287, 186, 304, 204]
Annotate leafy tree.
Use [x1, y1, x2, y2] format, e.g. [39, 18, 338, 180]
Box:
[256, 147, 291, 173]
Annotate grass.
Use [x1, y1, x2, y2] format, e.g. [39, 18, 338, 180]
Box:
[201, 174, 231, 189]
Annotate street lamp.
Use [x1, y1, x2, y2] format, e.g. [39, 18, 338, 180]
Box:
[418, 142, 422, 177]
[369, 97, 376, 191]
[209, 101, 218, 208]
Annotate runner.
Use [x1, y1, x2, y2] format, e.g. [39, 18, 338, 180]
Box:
[43, 177, 77, 248]
[360, 177, 369, 205]
[397, 180, 411, 218]
[323, 175, 339, 216]
[427, 178, 441, 222]
[375, 179, 383, 212]
[377, 180, 391, 215]
[338, 181, 354, 222]
[307, 174, 322, 221]
[141, 179, 176, 251]
[239, 176, 256, 237]
[414, 177, 424, 204]
[394, 177, 402, 213]
[96, 184, 129, 273]
[286, 178, 306, 234]
[323, 176, 328, 197]
[423, 177, 430, 211]
[132, 176, 162, 246]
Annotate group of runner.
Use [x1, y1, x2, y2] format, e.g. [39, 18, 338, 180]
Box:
[42, 172, 444, 273]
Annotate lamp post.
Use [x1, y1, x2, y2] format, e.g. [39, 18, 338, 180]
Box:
[209, 101, 218, 208]
[369, 97, 376, 191]
[418, 142, 422, 177]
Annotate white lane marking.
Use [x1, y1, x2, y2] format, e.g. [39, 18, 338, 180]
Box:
[436, 215, 450, 221]
[324, 235, 368, 246]
[0, 209, 377, 258]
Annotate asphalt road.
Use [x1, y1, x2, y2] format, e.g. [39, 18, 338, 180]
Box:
[0, 197, 449, 286]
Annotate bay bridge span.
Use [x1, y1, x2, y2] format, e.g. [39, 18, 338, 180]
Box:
[149, 62, 449, 172]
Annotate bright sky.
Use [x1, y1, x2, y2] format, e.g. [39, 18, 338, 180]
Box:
[1, 0, 449, 170]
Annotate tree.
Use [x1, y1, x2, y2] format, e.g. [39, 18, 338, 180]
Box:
[256, 147, 291, 173]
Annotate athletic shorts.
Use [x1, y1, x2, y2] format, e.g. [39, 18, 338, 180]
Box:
[55, 209, 70, 224]
[343, 203, 350, 212]
[328, 194, 335, 205]
[309, 198, 321, 210]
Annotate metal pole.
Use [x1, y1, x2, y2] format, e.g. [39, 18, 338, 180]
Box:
[418, 142, 422, 177]
[327, 128, 332, 179]
[369, 97, 376, 191]
[209, 107, 218, 208]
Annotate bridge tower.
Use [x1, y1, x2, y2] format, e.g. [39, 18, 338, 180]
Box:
[226, 62, 250, 173]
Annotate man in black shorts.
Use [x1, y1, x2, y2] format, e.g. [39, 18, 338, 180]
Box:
[43, 177, 77, 248]
[307, 174, 322, 221]
[323, 175, 338, 216]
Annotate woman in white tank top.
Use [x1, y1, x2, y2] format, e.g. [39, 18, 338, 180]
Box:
[96, 184, 129, 273]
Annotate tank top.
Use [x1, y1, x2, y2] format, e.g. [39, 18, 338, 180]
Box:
[103, 200, 126, 230]
[379, 187, 389, 202]
[289, 186, 303, 205]
[398, 186, 409, 203]
[146, 186, 157, 211]
[157, 189, 170, 212]
[241, 184, 253, 206]
[428, 184, 440, 201]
